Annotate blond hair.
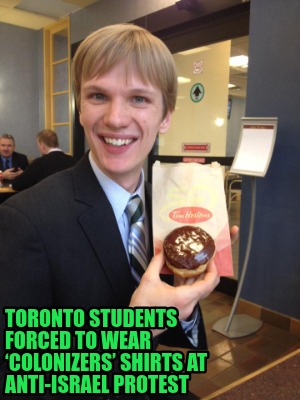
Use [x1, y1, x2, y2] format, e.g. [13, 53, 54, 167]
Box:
[72, 23, 178, 116]
[37, 129, 59, 148]
[0, 133, 15, 144]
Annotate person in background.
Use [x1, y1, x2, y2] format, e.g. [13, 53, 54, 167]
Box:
[12, 129, 77, 191]
[0, 24, 237, 399]
[0, 133, 28, 181]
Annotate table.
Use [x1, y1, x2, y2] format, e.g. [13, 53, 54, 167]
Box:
[0, 185, 17, 203]
[0, 185, 16, 193]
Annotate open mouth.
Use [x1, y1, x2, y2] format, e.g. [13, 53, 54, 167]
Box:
[104, 137, 134, 147]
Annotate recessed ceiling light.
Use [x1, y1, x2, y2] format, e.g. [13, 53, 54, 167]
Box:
[178, 76, 191, 84]
[229, 55, 248, 68]
[215, 118, 225, 127]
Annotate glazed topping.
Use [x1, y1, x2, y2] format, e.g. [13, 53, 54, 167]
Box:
[163, 225, 215, 270]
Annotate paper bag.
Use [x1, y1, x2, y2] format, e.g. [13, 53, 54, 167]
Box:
[152, 161, 233, 276]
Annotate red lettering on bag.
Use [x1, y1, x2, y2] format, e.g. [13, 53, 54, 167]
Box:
[169, 207, 213, 223]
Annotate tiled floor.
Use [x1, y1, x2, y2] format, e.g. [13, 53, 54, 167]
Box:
[194, 291, 299, 398]
[158, 198, 300, 399]
[158, 291, 300, 399]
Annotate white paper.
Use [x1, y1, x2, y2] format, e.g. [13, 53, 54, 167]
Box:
[231, 118, 277, 177]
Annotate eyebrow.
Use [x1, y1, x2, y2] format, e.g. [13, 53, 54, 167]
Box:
[81, 81, 157, 94]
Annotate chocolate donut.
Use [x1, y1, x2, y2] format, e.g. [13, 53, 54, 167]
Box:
[163, 225, 215, 277]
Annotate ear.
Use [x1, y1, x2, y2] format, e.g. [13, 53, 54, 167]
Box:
[40, 143, 47, 154]
[79, 111, 83, 126]
[159, 110, 172, 134]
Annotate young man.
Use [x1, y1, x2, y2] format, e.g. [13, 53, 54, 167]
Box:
[12, 129, 77, 191]
[0, 133, 28, 181]
[0, 24, 222, 398]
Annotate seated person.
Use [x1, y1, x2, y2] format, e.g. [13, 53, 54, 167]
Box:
[0, 133, 28, 182]
[12, 129, 77, 191]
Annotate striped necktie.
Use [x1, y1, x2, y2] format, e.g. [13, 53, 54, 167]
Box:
[126, 195, 148, 282]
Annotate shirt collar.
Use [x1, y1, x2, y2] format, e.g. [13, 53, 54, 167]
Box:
[48, 148, 62, 153]
[88, 151, 145, 223]
[1, 155, 11, 165]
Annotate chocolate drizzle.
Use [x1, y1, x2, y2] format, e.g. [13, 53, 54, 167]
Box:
[163, 225, 215, 270]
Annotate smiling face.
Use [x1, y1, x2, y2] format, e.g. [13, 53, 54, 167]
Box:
[79, 62, 171, 192]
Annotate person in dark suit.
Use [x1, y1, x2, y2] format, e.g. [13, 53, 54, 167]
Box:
[12, 129, 77, 191]
[0, 133, 28, 182]
[0, 24, 225, 399]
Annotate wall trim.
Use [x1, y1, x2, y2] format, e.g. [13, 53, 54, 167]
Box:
[234, 297, 300, 338]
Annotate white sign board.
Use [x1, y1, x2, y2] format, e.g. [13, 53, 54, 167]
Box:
[230, 117, 278, 177]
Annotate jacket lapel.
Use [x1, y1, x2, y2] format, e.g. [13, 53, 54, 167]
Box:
[71, 155, 136, 306]
[145, 181, 153, 257]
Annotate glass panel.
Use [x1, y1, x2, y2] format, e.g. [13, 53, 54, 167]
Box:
[159, 40, 231, 157]
[53, 61, 69, 92]
[154, 35, 249, 280]
[227, 36, 249, 280]
[227, 35, 248, 157]
[54, 93, 69, 124]
[156, 36, 249, 160]
[52, 28, 68, 61]
[226, 35, 249, 280]
[55, 125, 70, 154]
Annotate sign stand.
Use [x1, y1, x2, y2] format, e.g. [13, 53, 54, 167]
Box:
[213, 117, 278, 338]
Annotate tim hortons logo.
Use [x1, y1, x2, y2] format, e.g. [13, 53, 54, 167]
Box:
[169, 207, 212, 223]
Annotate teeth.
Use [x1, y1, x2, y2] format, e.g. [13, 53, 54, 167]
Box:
[104, 137, 133, 147]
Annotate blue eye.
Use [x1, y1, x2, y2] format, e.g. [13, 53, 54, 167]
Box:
[133, 96, 146, 103]
[93, 93, 106, 100]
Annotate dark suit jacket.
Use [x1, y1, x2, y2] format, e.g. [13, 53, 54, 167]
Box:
[12, 150, 77, 191]
[0, 151, 28, 172]
[0, 154, 207, 398]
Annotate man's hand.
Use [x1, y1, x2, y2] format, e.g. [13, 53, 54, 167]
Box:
[2, 168, 23, 180]
[130, 224, 239, 336]
[230, 225, 239, 244]
[129, 252, 219, 324]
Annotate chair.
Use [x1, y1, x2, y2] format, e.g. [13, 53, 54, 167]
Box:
[224, 171, 240, 199]
[227, 178, 242, 211]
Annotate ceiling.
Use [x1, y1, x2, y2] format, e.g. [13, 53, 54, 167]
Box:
[0, 0, 248, 97]
[0, 0, 98, 30]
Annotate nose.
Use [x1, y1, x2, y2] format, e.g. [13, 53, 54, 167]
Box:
[103, 99, 130, 129]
